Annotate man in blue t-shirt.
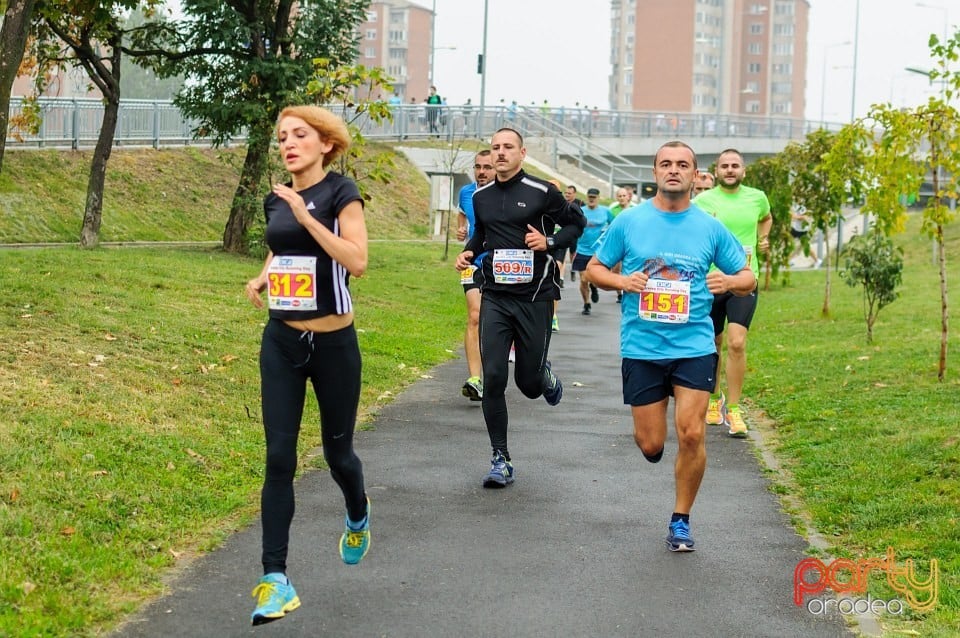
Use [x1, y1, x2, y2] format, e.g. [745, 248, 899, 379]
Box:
[571, 187, 614, 315]
[455, 150, 495, 401]
[586, 141, 755, 553]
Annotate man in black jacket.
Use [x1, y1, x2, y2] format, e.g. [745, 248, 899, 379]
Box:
[455, 127, 585, 488]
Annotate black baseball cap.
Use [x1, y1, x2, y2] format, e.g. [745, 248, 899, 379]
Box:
[587, 188, 600, 196]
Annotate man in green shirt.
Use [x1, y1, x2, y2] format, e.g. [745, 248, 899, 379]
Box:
[692, 149, 772, 437]
[610, 186, 633, 217]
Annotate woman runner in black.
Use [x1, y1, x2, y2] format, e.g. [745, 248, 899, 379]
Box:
[244, 105, 370, 625]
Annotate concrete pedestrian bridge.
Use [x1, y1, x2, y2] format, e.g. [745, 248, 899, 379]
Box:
[6, 98, 842, 197]
[363, 104, 844, 195]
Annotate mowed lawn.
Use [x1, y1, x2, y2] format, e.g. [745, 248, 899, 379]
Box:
[0, 243, 464, 636]
[0, 142, 957, 636]
[746, 212, 959, 636]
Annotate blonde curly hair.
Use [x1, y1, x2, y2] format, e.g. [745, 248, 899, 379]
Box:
[276, 105, 351, 168]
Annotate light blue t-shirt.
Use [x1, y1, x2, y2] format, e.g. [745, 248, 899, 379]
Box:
[576, 204, 615, 256]
[594, 200, 747, 360]
[458, 182, 479, 240]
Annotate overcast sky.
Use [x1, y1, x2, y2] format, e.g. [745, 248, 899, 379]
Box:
[423, 0, 955, 123]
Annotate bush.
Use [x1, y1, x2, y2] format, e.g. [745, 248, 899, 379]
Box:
[840, 229, 904, 342]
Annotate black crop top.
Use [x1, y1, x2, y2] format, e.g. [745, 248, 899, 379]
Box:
[263, 172, 364, 320]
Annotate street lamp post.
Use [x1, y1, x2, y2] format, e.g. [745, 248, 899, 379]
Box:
[904, 59, 952, 264]
[911, 2, 950, 101]
[906, 65, 949, 100]
[820, 41, 852, 122]
[428, 2, 456, 92]
[850, 0, 860, 121]
[478, 0, 489, 139]
[916, 2, 949, 43]
[429, 1, 436, 85]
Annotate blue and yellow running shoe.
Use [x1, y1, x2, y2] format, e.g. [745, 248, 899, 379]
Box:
[340, 498, 371, 565]
[250, 572, 300, 626]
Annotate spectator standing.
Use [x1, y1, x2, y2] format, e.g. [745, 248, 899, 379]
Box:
[426, 86, 442, 136]
[462, 98, 474, 134]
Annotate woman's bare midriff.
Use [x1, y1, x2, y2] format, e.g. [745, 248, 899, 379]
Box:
[283, 312, 353, 333]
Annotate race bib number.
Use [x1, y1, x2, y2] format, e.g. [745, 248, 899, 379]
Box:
[460, 264, 477, 284]
[639, 278, 691, 324]
[267, 255, 318, 311]
[492, 249, 534, 284]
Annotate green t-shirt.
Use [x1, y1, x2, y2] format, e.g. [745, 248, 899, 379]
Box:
[692, 185, 770, 276]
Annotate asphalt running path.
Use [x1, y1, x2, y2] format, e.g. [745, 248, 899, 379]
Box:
[116, 286, 850, 637]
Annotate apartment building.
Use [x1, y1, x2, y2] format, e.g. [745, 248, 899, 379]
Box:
[610, 0, 809, 117]
[357, 0, 433, 103]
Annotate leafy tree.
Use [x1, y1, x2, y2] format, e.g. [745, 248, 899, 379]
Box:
[781, 129, 865, 316]
[304, 58, 395, 200]
[149, 0, 371, 254]
[743, 154, 791, 288]
[827, 116, 911, 238]
[840, 229, 904, 343]
[24, 0, 167, 247]
[866, 99, 960, 379]
[119, 8, 183, 99]
[847, 28, 960, 380]
[0, 0, 37, 173]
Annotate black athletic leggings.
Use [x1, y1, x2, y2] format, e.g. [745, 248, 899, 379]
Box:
[479, 292, 554, 459]
[258, 319, 366, 575]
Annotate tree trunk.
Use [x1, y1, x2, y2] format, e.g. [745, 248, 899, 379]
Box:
[0, 0, 37, 174]
[79, 43, 122, 248]
[937, 224, 948, 381]
[222, 124, 272, 254]
[821, 242, 832, 317]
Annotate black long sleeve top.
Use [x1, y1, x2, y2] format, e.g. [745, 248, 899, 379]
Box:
[465, 169, 585, 301]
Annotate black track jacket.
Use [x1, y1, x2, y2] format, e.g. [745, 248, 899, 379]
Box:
[465, 169, 585, 302]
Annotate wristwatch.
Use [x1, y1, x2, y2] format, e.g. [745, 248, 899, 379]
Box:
[546, 236, 556, 249]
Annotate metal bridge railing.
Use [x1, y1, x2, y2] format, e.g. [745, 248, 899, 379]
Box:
[6, 97, 844, 151]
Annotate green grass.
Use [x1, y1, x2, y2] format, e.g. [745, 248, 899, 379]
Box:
[747, 212, 960, 636]
[2, 146, 959, 636]
[0, 144, 432, 243]
[0, 243, 463, 636]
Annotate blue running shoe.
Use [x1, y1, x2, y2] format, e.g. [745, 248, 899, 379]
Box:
[250, 573, 301, 626]
[666, 519, 696, 552]
[482, 450, 514, 488]
[542, 360, 563, 406]
[340, 498, 371, 565]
